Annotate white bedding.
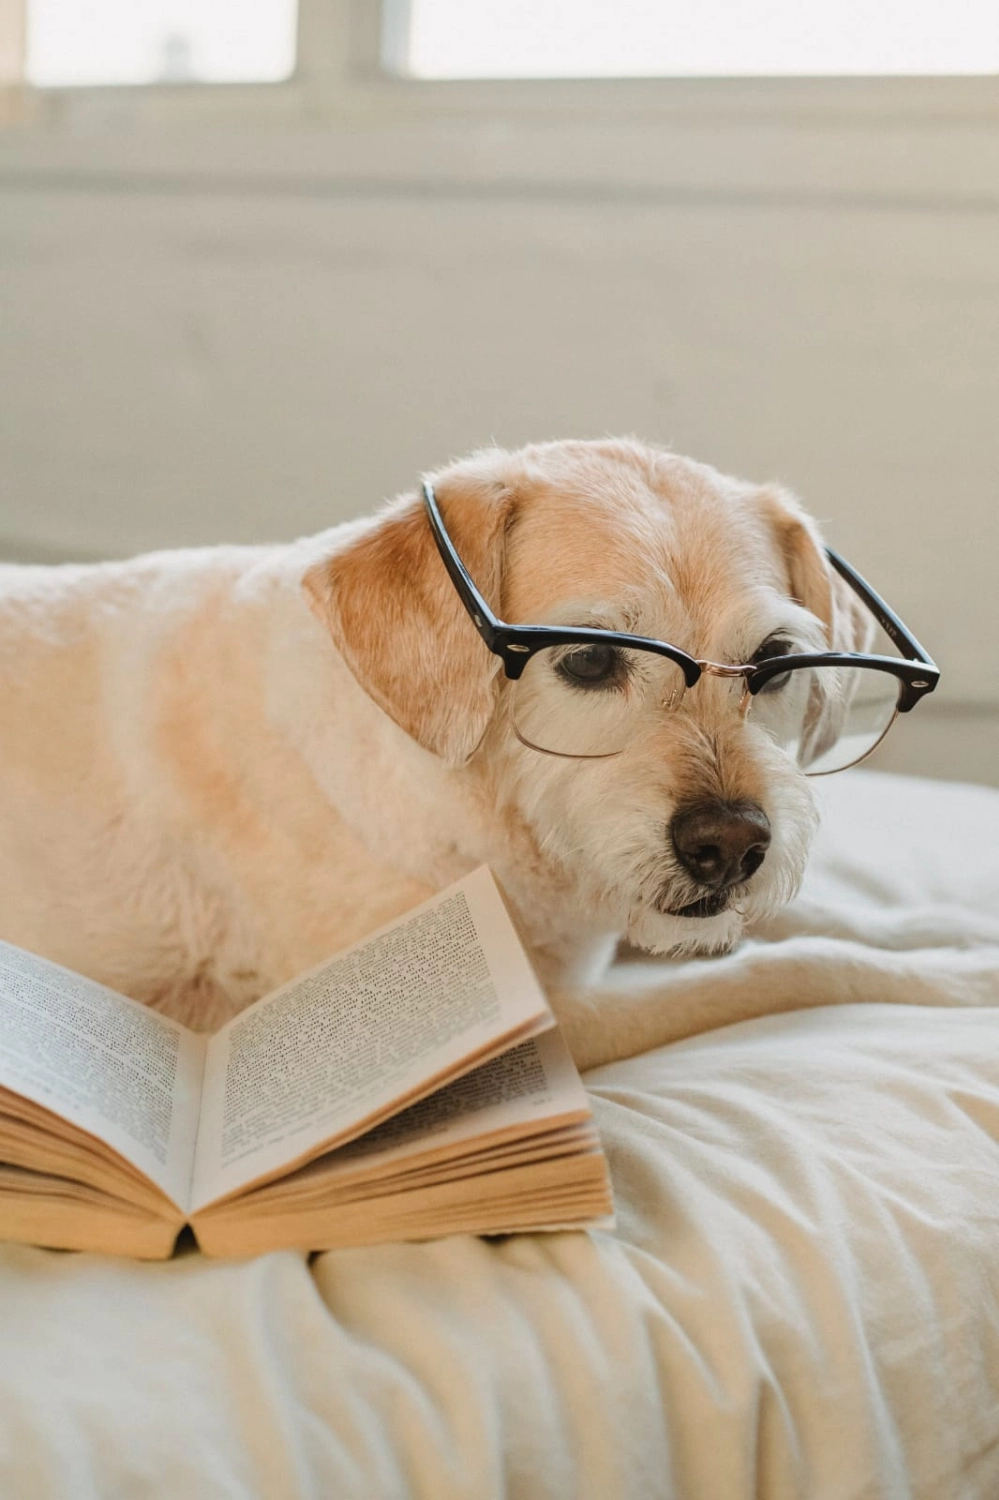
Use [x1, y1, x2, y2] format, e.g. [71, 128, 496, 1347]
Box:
[2, 770, 998, 1499]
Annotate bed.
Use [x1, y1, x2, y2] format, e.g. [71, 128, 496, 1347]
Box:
[2, 768, 998, 1499]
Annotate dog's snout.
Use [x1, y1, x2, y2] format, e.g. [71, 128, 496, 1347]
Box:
[671, 801, 771, 891]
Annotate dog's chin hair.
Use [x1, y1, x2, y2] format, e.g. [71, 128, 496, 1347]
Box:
[621, 858, 806, 957]
[624, 903, 744, 959]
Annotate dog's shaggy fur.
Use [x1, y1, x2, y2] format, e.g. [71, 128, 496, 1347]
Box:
[0, 439, 874, 1069]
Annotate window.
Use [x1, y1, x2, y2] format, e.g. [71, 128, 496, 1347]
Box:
[24, 0, 297, 87]
[401, 0, 999, 79]
[4, 0, 996, 136]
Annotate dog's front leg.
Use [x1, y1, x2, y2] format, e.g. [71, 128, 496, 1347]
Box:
[550, 936, 999, 1073]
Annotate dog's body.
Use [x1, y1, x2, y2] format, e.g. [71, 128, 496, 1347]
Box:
[2, 439, 946, 1070]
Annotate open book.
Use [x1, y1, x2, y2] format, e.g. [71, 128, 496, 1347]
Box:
[0, 868, 612, 1259]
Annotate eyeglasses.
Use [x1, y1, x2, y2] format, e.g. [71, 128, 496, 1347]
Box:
[422, 481, 939, 773]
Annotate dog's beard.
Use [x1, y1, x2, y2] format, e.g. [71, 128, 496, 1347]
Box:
[493, 720, 819, 959]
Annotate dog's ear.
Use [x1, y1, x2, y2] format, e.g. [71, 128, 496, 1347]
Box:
[758, 485, 873, 654]
[758, 485, 876, 767]
[302, 476, 513, 765]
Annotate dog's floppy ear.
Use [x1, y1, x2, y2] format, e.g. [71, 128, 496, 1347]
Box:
[759, 485, 876, 766]
[303, 475, 513, 765]
[758, 485, 873, 654]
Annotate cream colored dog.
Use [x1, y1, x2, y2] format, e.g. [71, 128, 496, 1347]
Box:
[0, 439, 918, 1070]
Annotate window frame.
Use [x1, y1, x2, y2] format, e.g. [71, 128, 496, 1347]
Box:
[2, 0, 995, 222]
[4, 0, 998, 133]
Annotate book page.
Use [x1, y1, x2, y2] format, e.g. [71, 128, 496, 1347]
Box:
[220, 1028, 593, 1206]
[303, 1028, 591, 1183]
[191, 867, 552, 1211]
[0, 942, 205, 1209]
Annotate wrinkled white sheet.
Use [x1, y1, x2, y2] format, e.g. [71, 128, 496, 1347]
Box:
[2, 770, 998, 1500]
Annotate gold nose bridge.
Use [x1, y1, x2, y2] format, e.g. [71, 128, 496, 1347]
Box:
[697, 660, 746, 678]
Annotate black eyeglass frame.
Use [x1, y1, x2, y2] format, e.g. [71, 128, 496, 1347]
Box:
[422, 479, 939, 721]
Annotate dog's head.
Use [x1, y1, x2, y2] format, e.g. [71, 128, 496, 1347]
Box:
[304, 439, 870, 956]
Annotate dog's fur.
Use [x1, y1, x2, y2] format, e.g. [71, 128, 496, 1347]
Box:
[0, 439, 881, 1069]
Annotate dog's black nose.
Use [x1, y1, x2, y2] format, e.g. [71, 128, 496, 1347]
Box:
[671, 800, 771, 890]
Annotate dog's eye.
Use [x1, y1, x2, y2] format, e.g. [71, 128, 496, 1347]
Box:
[752, 637, 793, 662]
[556, 643, 623, 689]
[752, 638, 794, 695]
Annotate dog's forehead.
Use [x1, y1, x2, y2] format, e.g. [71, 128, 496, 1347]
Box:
[504, 459, 786, 626]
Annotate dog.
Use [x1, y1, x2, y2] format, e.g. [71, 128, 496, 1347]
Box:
[0, 438, 907, 1071]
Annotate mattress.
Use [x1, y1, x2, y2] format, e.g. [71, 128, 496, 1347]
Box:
[2, 769, 998, 1499]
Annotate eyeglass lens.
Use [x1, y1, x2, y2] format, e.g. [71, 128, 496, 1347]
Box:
[748, 663, 900, 774]
[512, 643, 686, 758]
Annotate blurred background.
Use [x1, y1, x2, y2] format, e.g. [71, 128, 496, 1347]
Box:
[1, 0, 996, 783]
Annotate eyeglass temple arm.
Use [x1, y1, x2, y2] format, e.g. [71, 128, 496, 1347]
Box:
[824, 546, 937, 672]
[422, 480, 504, 647]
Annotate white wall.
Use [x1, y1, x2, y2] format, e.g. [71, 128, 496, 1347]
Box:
[1, 92, 997, 784]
